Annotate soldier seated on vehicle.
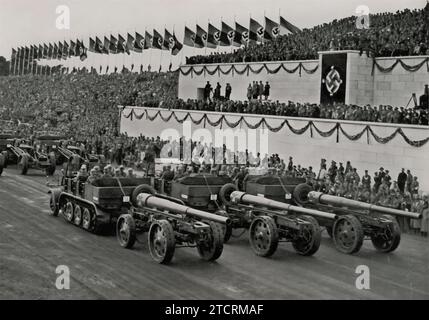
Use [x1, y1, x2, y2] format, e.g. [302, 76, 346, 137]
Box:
[92, 166, 102, 179]
[75, 165, 89, 181]
[87, 168, 98, 184]
[102, 165, 114, 178]
[127, 168, 136, 178]
[118, 165, 127, 178]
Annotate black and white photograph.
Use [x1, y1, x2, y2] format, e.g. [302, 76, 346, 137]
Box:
[0, 0, 428, 307]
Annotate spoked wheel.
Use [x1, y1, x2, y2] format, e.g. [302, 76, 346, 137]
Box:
[215, 209, 232, 243]
[64, 202, 74, 223]
[249, 216, 278, 257]
[148, 220, 176, 264]
[116, 214, 137, 249]
[49, 193, 59, 216]
[73, 205, 82, 226]
[292, 215, 321, 256]
[371, 215, 401, 253]
[333, 215, 364, 254]
[197, 221, 224, 261]
[82, 208, 92, 231]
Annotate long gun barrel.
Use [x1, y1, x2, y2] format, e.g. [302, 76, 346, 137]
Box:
[137, 193, 230, 225]
[308, 191, 422, 219]
[230, 191, 337, 220]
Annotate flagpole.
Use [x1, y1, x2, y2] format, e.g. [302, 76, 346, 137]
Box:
[22, 46, 26, 76]
[171, 25, 175, 70]
[149, 26, 153, 72]
[9, 49, 13, 76]
[180, 23, 185, 67]
[13, 48, 19, 76]
[26, 46, 31, 75]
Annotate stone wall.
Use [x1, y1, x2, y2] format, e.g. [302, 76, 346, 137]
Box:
[373, 56, 429, 107]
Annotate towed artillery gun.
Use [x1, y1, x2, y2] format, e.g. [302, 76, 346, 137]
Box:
[216, 185, 336, 257]
[303, 191, 422, 254]
[240, 174, 422, 254]
[2, 141, 56, 176]
[117, 185, 229, 264]
[49, 174, 229, 264]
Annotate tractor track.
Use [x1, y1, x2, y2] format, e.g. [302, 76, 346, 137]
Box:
[0, 167, 428, 299]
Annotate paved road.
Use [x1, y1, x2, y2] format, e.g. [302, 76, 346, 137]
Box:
[0, 167, 428, 300]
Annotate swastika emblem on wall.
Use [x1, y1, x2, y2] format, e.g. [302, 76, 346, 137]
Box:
[322, 66, 343, 96]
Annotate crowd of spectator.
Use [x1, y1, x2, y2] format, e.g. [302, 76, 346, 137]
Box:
[186, 5, 429, 65]
[167, 98, 428, 125]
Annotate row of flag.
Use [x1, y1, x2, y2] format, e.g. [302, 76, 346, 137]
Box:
[10, 16, 299, 75]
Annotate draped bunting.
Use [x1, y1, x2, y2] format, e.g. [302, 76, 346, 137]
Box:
[372, 57, 429, 75]
[177, 62, 319, 77]
[121, 108, 429, 148]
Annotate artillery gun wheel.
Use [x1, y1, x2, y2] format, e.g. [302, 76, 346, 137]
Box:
[249, 216, 278, 257]
[148, 220, 176, 264]
[197, 221, 224, 261]
[49, 193, 59, 216]
[64, 202, 74, 223]
[215, 209, 232, 243]
[82, 208, 92, 231]
[116, 214, 137, 249]
[292, 215, 321, 256]
[371, 215, 401, 253]
[18, 155, 29, 175]
[73, 206, 83, 226]
[293, 183, 313, 205]
[131, 184, 156, 207]
[333, 215, 364, 254]
[219, 183, 237, 207]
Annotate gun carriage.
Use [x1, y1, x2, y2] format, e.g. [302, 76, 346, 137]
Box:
[239, 174, 422, 254]
[117, 185, 229, 264]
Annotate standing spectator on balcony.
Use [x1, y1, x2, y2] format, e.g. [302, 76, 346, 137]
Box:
[258, 81, 264, 101]
[247, 84, 252, 101]
[264, 82, 271, 100]
[406, 169, 413, 192]
[225, 83, 232, 101]
[214, 83, 222, 100]
[204, 81, 212, 102]
[252, 81, 258, 100]
[397, 168, 407, 193]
